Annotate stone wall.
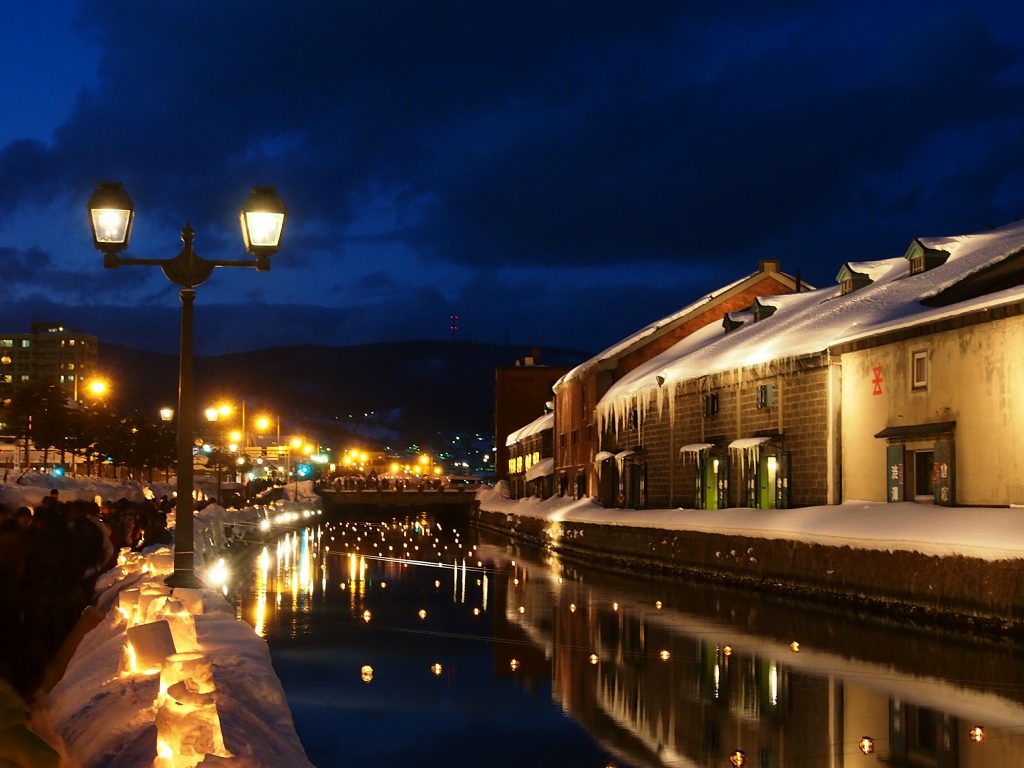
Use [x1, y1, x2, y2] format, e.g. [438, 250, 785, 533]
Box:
[475, 507, 1024, 632]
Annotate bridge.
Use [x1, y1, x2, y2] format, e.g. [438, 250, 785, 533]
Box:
[315, 486, 479, 515]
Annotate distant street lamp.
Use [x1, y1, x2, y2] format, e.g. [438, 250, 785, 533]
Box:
[87, 180, 286, 588]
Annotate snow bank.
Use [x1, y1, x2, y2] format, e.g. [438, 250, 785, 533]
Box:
[477, 486, 1024, 562]
[9, 475, 318, 768]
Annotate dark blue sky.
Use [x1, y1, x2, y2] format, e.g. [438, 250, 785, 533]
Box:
[3, 2, 1024, 355]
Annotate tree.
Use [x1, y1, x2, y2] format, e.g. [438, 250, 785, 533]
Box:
[3, 382, 70, 467]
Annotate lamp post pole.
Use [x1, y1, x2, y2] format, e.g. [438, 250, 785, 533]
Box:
[88, 182, 286, 589]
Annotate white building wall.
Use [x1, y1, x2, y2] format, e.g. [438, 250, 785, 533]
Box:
[842, 312, 1024, 505]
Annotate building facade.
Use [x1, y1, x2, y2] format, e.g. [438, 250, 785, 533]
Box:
[0, 322, 99, 405]
[554, 261, 802, 503]
[505, 412, 555, 499]
[494, 350, 570, 485]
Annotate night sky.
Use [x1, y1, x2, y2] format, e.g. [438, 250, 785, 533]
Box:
[4, 2, 1024, 356]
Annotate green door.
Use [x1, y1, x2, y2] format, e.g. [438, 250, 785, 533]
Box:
[702, 454, 719, 510]
[758, 451, 777, 509]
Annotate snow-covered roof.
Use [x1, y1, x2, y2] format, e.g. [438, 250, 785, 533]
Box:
[525, 457, 554, 481]
[596, 218, 1024, 430]
[555, 264, 802, 388]
[505, 412, 554, 446]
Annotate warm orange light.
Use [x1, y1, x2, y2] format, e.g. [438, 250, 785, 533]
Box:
[859, 737, 875, 754]
[969, 726, 985, 743]
[255, 416, 271, 432]
[87, 378, 109, 397]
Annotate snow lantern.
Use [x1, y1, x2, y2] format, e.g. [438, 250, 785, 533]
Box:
[151, 596, 199, 653]
[122, 620, 176, 676]
[171, 587, 205, 616]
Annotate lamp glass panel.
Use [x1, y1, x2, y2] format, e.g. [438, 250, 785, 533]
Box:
[242, 211, 284, 248]
[91, 208, 131, 244]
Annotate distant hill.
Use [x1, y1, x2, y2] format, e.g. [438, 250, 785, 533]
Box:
[98, 341, 586, 447]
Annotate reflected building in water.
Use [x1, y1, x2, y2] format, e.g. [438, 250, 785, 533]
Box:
[487, 543, 1024, 767]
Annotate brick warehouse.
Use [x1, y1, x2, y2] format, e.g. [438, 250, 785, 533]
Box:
[585, 218, 1024, 511]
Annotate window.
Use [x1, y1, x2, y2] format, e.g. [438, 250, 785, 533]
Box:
[20, 340, 29, 348]
[703, 393, 719, 417]
[0, 339, 11, 347]
[911, 350, 928, 389]
[757, 384, 774, 409]
[19, 375, 28, 382]
[909, 254, 926, 275]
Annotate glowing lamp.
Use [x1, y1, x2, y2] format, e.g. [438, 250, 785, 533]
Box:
[969, 726, 984, 743]
[730, 751, 746, 767]
[87, 181, 134, 254]
[589, 654, 599, 665]
[361, 665, 374, 682]
[659, 650, 671, 661]
[431, 663, 443, 676]
[859, 737, 875, 754]
[790, 641, 800, 653]
[509, 659, 520, 671]
[240, 186, 286, 260]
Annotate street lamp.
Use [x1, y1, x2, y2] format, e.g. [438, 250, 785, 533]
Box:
[87, 180, 286, 588]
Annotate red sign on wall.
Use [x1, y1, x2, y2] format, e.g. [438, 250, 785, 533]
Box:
[872, 366, 884, 396]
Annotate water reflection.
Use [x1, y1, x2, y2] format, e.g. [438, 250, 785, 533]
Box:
[232, 515, 1024, 767]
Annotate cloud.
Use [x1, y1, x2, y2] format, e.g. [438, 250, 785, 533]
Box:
[2, 1, 1024, 354]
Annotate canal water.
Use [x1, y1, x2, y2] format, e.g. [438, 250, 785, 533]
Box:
[228, 511, 1024, 767]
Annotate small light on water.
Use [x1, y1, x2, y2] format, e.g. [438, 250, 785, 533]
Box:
[361, 665, 373, 683]
[418, 609, 427, 620]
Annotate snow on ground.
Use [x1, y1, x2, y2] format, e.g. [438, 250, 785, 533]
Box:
[4, 473, 316, 768]
[477, 485, 1024, 562]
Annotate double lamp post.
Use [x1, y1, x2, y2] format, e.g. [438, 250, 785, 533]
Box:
[87, 181, 286, 588]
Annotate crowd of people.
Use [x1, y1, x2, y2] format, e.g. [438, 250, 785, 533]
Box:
[0, 490, 173, 700]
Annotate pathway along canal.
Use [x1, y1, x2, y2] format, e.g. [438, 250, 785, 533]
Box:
[226, 511, 1024, 767]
